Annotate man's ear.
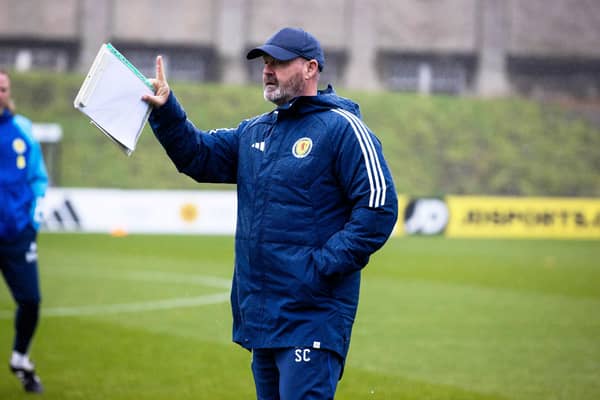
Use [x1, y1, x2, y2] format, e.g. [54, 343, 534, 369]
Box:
[305, 60, 319, 79]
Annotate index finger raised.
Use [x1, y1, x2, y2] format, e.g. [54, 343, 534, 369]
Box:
[156, 55, 166, 82]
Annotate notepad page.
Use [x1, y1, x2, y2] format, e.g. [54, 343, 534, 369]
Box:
[74, 44, 153, 153]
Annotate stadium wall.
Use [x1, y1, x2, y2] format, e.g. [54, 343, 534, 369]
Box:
[40, 189, 600, 239]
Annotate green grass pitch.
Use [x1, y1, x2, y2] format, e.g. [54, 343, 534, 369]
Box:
[1, 234, 598, 399]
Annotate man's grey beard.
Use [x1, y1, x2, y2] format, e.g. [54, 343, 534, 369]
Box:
[263, 71, 305, 106]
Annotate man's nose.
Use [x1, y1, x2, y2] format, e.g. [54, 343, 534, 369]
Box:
[263, 63, 274, 74]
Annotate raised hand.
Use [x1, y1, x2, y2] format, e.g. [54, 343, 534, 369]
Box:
[142, 55, 170, 108]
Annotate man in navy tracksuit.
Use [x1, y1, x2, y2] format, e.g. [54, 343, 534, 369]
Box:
[144, 28, 398, 399]
[0, 69, 48, 394]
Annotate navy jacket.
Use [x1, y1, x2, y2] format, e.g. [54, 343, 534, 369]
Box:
[0, 109, 48, 240]
[149, 86, 398, 359]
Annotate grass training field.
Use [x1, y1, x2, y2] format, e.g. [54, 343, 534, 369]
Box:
[1, 234, 598, 399]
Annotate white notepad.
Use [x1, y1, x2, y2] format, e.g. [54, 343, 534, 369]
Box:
[74, 43, 154, 156]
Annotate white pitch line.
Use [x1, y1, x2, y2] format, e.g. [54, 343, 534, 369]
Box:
[119, 270, 232, 289]
[0, 292, 230, 319]
[48, 266, 233, 289]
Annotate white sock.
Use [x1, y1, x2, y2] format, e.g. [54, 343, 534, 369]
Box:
[10, 351, 34, 371]
[10, 351, 24, 367]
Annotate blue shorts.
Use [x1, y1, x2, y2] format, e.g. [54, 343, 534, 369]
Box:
[251, 347, 343, 400]
[0, 226, 41, 304]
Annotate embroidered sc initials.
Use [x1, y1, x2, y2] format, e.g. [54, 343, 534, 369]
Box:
[294, 348, 311, 362]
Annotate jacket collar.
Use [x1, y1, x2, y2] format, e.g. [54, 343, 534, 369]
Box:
[274, 85, 360, 118]
[0, 108, 13, 124]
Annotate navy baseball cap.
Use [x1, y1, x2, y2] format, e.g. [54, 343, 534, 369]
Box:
[247, 27, 325, 71]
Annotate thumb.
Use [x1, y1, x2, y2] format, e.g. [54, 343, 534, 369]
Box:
[142, 80, 169, 107]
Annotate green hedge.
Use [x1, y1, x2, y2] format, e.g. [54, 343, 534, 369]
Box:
[9, 70, 600, 196]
